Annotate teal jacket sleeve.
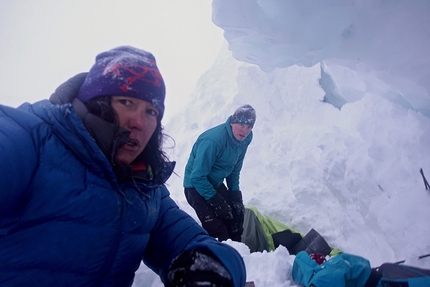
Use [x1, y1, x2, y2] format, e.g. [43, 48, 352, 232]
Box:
[188, 139, 221, 200]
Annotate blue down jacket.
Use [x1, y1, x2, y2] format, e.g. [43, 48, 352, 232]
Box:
[0, 100, 246, 287]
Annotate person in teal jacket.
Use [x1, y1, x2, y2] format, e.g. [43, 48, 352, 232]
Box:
[0, 46, 246, 287]
[184, 104, 256, 242]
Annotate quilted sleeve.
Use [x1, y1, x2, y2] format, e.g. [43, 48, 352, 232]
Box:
[0, 104, 39, 216]
[143, 187, 246, 287]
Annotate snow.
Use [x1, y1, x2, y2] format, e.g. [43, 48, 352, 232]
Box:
[212, 0, 430, 118]
[132, 1, 430, 286]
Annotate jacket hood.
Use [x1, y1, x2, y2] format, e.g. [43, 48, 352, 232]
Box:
[49, 73, 130, 166]
[28, 100, 119, 184]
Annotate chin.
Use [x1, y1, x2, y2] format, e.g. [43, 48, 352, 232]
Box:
[115, 155, 135, 165]
[115, 149, 141, 165]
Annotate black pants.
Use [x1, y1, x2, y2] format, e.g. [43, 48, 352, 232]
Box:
[185, 184, 243, 242]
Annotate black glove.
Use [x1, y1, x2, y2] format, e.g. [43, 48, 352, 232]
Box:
[229, 190, 245, 235]
[230, 190, 245, 219]
[207, 193, 233, 220]
[166, 249, 233, 287]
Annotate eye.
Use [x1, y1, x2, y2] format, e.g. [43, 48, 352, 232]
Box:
[147, 107, 159, 117]
[118, 99, 133, 106]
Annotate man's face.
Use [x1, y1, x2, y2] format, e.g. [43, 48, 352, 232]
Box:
[230, 123, 252, 141]
[111, 96, 159, 165]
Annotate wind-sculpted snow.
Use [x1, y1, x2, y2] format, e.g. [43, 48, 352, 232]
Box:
[212, 0, 430, 117]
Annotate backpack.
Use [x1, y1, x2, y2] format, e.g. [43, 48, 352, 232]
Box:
[370, 262, 430, 287]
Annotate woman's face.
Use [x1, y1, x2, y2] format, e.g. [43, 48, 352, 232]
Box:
[111, 96, 159, 165]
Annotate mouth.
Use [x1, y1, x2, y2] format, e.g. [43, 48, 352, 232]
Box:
[126, 138, 138, 147]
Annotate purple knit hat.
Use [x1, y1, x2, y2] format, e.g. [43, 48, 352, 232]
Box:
[78, 46, 166, 119]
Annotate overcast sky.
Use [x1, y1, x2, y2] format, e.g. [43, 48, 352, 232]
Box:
[0, 0, 224, 121]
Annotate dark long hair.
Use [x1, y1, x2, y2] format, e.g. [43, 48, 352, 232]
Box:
[84, 96, 170, 184]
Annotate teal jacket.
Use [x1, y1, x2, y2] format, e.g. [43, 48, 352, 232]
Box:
[183, 116, 252, 200]
[292, 251, 372, 287]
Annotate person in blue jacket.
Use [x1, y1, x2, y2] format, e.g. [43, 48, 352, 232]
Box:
[184, 104, 256, 242]
[0, 46, 246, 287]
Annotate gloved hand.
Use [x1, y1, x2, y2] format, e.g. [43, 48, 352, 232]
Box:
[207, 193, 233, 220]
[230, 190, 245, 219]
[165, 249, 233, 287]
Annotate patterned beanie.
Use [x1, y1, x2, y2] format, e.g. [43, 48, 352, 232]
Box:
[230, 104, 256, 127]
[78, 46, 166, 119]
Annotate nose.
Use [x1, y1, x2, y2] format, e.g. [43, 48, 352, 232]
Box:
[127, 109, 146, 131]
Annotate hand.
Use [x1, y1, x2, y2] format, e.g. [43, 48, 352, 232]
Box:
[166, 249, 233, 287]
[230, 190, 245, 219]
[207, 193, 233, 220]
[229, 190, 245, 235]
